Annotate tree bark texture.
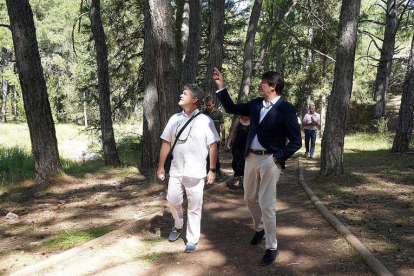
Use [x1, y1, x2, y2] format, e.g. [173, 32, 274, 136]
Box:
[175, 0, 189, 71]
[372, 0, 399, 119]
[141, 0, 180, 172]
[320, 94, 326, 137]
[236, 0, 263, 104]
[89, 0, 120, 166]
[320, 0, 361, 176]
[392, 32, 414, 152]
[204, 0, 225, 98]
[180, 0, 202, 90]
[6, 0, 62, 182]
[1, 75, 7, 122]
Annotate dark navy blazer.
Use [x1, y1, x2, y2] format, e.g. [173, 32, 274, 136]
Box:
[217, 88, 302, 168]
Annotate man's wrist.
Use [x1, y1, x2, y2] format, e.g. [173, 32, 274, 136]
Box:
[209, 168, 217, 173]
[216, 87, 226, 93]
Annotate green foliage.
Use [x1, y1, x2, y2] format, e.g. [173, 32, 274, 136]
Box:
[373, 117, 389, 135]
[1, 0, 413, 152]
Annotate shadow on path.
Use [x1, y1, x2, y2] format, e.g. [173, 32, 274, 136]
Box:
[36, 157, 374, 276]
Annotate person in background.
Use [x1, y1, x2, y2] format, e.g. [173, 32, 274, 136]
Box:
[203, 96, 225, 177]
[157, 84, 219, 253]
[302, 104, 321, 159]
[226, 115, 250, 189]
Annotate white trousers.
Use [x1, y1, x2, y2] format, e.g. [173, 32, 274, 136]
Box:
[167, 176, 205, 244]
[244, 153, 282, 250]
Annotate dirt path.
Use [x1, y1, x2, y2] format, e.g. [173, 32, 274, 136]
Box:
[22, 157, 374, 276]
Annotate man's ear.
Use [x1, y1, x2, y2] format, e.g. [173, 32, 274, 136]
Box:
[192, 97, 198, 104]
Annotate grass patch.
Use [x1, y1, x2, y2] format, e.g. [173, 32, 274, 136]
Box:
[0, 122, 143, 190]
[312, 188, 329, 198]
[43, 227, 112, 250]
[344, 132, 393, 151]
[61, 158, 106, 177]
[117, 135, 142, 165]
[141, 252, 176, 263]
[137, 238, 176, 263]
[0, 146, 35, 191]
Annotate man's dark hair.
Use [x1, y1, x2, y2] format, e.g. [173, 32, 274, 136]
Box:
[261, 71, 284, 95]
[184, 84, 204, 108]
[204, 95, 215, 103]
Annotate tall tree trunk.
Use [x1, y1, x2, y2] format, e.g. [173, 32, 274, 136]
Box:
[320, 0, 361, 176]
[372, 0, 399, 119]
[320, 94, 326, 137]
[89, 0, 120, 166]
[83, 90, 88, 127]
[141, 0, 180, 173]
[236, 0, 263, 104]
[300, 25, 315, 119]
[180, 0, 202, 89]
[1, 74, 7, 122]
[392, 32, 414, 152]
[6, 0, 62, 182]
[12, 85, 19, 121]
[175, 0, 189, 73]
[204, 0, 225, 99]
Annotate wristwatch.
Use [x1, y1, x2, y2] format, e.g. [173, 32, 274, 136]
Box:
[209, 168, 217, 173]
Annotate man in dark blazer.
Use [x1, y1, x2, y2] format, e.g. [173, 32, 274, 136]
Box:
[213, 67, 301, 266]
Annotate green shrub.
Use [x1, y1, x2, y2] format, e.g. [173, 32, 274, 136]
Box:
[0, 146, 35, 186]
[346, 101, 373, 133]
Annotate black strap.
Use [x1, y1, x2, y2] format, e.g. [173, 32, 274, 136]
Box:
[169, 112, 201, 154]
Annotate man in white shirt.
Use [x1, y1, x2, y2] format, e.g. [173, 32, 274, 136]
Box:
[157, 84, 220, 253]
[302, 104, 321, 158]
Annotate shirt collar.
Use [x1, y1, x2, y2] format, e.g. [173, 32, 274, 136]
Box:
[180, 109, 200, 117]
[262, 96, 280, 109]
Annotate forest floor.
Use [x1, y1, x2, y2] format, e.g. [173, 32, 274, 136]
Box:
[0, 93, 412, 275]
[1, 148, 413, 276]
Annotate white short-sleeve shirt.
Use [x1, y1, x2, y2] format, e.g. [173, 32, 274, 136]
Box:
[161, 109, 220, 178]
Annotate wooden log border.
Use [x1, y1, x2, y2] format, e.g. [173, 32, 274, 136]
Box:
[298, 157, 393, 276]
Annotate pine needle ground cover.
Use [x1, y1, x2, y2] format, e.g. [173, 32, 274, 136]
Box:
[303, 133, 414, 276]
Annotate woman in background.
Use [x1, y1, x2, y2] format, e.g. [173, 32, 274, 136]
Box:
[226, 115, 250, 188]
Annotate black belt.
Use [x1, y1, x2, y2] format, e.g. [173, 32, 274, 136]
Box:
[249, 149, 274, 155]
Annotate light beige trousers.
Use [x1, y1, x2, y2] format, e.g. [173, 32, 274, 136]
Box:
[244, 153, 282, 250]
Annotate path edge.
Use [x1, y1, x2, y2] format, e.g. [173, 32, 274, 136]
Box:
[10, 181, 227, 276]
[297, 157, 393, 276]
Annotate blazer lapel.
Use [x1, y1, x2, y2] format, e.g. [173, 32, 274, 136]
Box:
[259, 98, 284, 125]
